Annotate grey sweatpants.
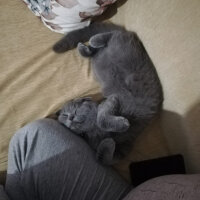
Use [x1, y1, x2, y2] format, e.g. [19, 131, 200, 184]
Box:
[5, 119, 131, 200]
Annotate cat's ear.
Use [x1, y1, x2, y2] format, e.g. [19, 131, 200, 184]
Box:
[89, 32, 113, 48]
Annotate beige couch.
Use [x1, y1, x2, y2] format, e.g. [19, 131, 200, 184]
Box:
[0, 0, 200, 183]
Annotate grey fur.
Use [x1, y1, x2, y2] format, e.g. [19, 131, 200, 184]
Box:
[53, 23, 124, 53]
[55, 23, 163, 164]
[58, 98, 129, 165]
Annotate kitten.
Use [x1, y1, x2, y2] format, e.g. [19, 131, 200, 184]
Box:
[58, 97, 140, 165]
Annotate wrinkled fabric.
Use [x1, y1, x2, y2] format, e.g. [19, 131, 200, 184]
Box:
[5, 119, 130, 200]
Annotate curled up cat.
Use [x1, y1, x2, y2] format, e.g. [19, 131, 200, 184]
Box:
[54, 23, 163, 165]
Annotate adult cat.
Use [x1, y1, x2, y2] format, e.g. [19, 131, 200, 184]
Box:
[54, 23, 163, 164]
[54, 23, 163, 131]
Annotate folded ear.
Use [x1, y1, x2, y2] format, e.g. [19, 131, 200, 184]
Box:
[89, 32, 113, 48]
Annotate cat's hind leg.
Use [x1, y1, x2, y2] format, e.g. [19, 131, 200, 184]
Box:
[96, 138, 115, 165]
[97, 95, 130, 133]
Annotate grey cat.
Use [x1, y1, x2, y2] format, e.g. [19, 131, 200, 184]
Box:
[58, 97, 138, 165]
[55, 23, 163, 164]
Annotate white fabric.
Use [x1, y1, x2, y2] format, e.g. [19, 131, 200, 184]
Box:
[22, 0, 117, 33]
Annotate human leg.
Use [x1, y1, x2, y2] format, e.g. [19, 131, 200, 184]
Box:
[6, 119, 131, 200]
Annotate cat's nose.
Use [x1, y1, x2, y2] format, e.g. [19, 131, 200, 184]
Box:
[68, 114, 74, 120]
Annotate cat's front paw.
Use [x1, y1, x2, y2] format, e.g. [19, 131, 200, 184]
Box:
[97, 115, 130, 133]
[115, 116, 130, 132]
[78, 43, 93, 57]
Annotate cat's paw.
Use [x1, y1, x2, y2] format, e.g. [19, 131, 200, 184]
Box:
[96, 138, 115, 165]
[97, 115, 130, 133]
[77, 42, 86, 51]
[115, 116, 130, 132]
[77, 43, 93, 57]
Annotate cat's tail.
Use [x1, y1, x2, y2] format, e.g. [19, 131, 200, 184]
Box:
[53, 22, 124, 53]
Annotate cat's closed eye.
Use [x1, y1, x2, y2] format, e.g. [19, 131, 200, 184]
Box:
[62, 113, 74, 120]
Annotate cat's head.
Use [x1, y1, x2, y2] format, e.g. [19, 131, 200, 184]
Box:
[58, 97, 98, 134]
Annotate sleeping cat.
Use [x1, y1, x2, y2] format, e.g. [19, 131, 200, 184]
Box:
[58, 97, 144, 165]
[55, 23, 163, 164]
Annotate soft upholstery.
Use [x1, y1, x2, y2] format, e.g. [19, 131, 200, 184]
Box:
[0, 0, 200, 183]
[123, 174, 200, 200]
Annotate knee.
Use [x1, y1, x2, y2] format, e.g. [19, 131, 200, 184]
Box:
[8, 119, 68, 173]
[9, 119, 57, 148]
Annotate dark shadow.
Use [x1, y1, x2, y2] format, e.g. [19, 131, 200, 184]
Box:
[160, 110, 187, 156]
[0, 171, 6, 186]
[160, 104, 200, 173]
[93, 0, 128, 22]
[184, 102, 200, 173]
[185, 102, 200, 138]
[116, 0, 129, 8]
